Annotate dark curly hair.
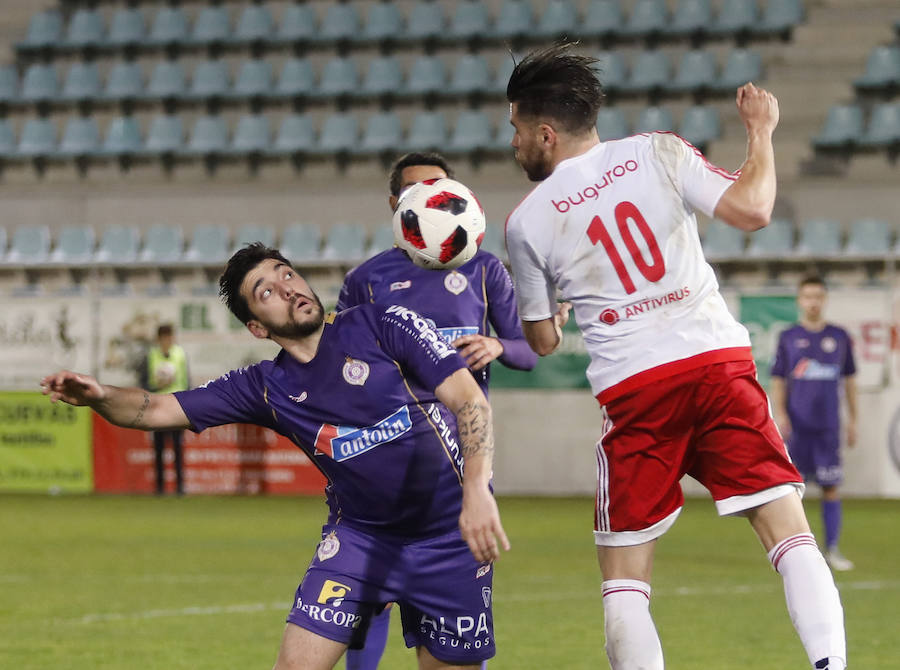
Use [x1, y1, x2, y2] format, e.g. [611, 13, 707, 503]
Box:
[219, 242, 292, 324]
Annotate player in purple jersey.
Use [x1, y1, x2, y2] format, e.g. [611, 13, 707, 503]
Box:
[41, 243, 510, 670]
[341, 154, 536, 670]
[771, 276, 858, 571]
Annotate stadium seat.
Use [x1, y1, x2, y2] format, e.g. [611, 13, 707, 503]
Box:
[678, 105, 721, 151]
[595, 50, 628, 94]
[702, 221, 745, 260]
[232, 223, 275, 252]
[268, 113, 315, 157]
[187, 60, 230, 101]
[0, 225, 6, 257]
[404, 111, 448, 152]
[445, 0, 490, 42]
[95, 225, 140, 264]
[188, 6, 231, 46]
[143, 114, 184, 156]
[359, 56, 404, 99]
[860, 102, 900, 151]
[230, 59, 274, 101]
[447, 110, 494, 154]
[812, 104, 864, 152]
[272, 58, 315, 100]
[480, 224, 507, 261]
[273, 3, 317, 45]
[360, 1, 404, 44]
[621, 51, 671, 95]
[359, 111, 403, 155]
[316, 113, 359, 155]
[15, 117, 57, 158]
[366, 226, 396, 257]
[0, 65, 18, 106]
[50, 225, 95, 264]
[280, 223, 323, 263]
[403, 55, 448, 97]
[20, 64, 59, 105]
[233, 4, 274, 45]
[755, 0, 805, 36]
[446, 54, 492, 97]
[322, 223, 367, 262]
[62, 8, 105, 50]
[317, 2, 361, 44]
[853, 46, 900, 95]
[139, 223, 184, 264]
[406, 1, 447, 42]
[710, 0, 759, 38]
[6, 225, 51, 264]
[107, 7, 146, 50]
[794, 218, 843, 257]
[665, 0, 713, 40]
[101, 116, 143, 156]
[844, 218, 893, 256]
[667, 50, 717, 95]
[596, 108, 629, 141]
[143, 60, 187, 101]
[60, 62, 102, 103]
[0, 118, 15, 157]
[183, 224, 230, 264]
[102, 61, 144, 102]
[620, 0, 669, 39]
[147, 6, 189, 47]
[489, 56, 517, 95]
[183, 115, 228, 157]
[577, 0, 625, 40]
[229, 114, 271, 156]
[714, 48, 763, 92]
[534, 0, 578, 39]
[16, 10, 63, 54]
[746, 218, 795, 257]
[491, 0, 534, 41]
[57, 116, 101, 158]
[316, 57, 360, 100]
[633, 106, 675, 133]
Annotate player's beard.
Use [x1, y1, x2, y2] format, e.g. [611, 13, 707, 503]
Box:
[515, 145, 553, 182]
[266, 292, 325, 339]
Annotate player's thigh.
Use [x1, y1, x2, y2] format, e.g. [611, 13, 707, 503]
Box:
[745, 491, 811, 552]
[597, 540, 657, 582]
[416, 646, 483, 670]
[272, 622, 348, 670]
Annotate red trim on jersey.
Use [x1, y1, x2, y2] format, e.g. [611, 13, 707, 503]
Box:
[595, 347, 754, 405]
[656, 130, 740, 182]
[770, 534, 818, 572]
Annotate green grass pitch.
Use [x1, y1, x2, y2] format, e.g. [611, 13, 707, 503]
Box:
[1, 494, 896, 669]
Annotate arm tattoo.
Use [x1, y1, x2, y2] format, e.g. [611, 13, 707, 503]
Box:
[128, 392, 151, 429]
[457, 400, 494, 459]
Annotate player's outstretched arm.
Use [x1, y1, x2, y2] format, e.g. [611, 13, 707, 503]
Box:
[40, 370, 191, 431]
[714, 82, 779, 232]
[435, 368, 510, 563]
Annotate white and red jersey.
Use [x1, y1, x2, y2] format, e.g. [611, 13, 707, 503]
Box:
[506, 132, 753, 403]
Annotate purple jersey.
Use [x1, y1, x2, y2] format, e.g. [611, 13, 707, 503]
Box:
[770, 324, 856, 431]
[337, 248, 536, 394]
[175, 303, 468, 537]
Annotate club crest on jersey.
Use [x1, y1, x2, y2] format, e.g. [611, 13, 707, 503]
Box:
[821, 336, 837, 353]
[390, 280, 412, 292]
[342, 358, 369, 386]
[444, 271, 468, 295]
[316, 531, 340, 561]
[314, 407, 412, 461]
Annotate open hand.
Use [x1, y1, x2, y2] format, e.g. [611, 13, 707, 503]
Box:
[40, 371, 104, 407]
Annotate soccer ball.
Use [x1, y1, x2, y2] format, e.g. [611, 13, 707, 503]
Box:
[392, 178, 486, 270]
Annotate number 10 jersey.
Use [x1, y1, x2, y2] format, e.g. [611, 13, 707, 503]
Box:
[506, 132, 753, 404]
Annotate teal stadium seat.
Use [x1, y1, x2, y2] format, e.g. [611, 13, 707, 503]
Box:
[667, 50, 717, 95]
[322, 223, 367, 263]
[678, 105, 721, 152]
[622, 51, 671, 95]
[633, 106, 674, 133]
[359, 111, 403, 155]
[366, 226, 396, 257]
[702, 221, 745, 260]
[534, 0, 577, 40]
[0, 226, 6, 258]
[755, 0, 805, 37]
[101, 116, 142, 156]
[359, 56, 404, 99]
[188, 6, 231, 46]
[187, 60, 230, 101]
[0, 65, 19, 106]
[447, 54, 492, 97]
[57, 116, 101, 158]
[596, 50, 628, 94]
[711, 0, 759, 38]
[62, 8, 104, 50]
[746, 218, 795, 258]
[404, 111, 448, 152]
[102, 61, 143, 102]
[6, 225, 50, 264]
[95, 225, 140, 264]
[184, 115, 228, 157]
[490, 55, 517, 95]
[144, 60, 187, 101]
[492, 122, 513, 153]
[0, 118, 15, 157]
[812, 104, 864, 152]
[107, 7, 146, 49]
[853, 46, 900, 95]
[621, 0, 668, 39]
[16, 10, 63, 54]
[280, 223, 323, 263]
[479, 224, 507, 262]
[230, 59, 274, 101]
[233, 4, 274, 45]
[714, 48, 762, 92]
[795, 218, 843, 257]
[318, 2, 361, 44]
[143, 114, 183, 155]
[20, 64, 59, 105]
[406, 1, 447, 42]
[60, 62, 101, 103]
[139, 224, 184, 264]
[445, 0, 490, 42]
[844, 219, 892, 257]
[316, 57, 359, 100]
[578, 0, 625, 41]
[403, 55, 447, 97]
[268, 113, 315, 157]
[360, 1, 404, 44]
[665, 0, 713, 40]
[233, 223, 275, 252]
[860, 102, 900, 152]
[596, 108, 629, 141]
[16, 117, 57, 158]
[147, 6, 189, 47]
[229, 114, 271, 156]
[447, 110, 494, 154]
[50, 225, 95, 265]
[491, 0, 534, 41]
[273, 3, 317, 45]
[273, 58, 314, 100]
[184, 224, 230, 264]
[315, 113, 359, 156]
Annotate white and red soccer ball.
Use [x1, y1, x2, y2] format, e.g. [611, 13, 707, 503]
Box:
[392, 178, 486, 270]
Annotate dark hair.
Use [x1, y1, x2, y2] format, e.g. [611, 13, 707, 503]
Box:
[506, 43, 604, 134]
[388, 152, 454, 196]
[219, 242, 292, 324]
[799, 275, 826, 290]
[157, 323, 174, 338]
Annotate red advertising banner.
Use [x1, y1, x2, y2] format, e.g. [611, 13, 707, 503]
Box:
[92, 415, 326, 495]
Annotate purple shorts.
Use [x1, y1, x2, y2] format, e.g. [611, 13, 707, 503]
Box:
[286, 523, 495, 664]
[788, 428, 842, 487]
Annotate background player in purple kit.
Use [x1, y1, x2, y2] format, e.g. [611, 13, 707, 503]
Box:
[340, 153, 536, 670]
[771, 276, 858, 571]
[41, 243, 509, 670]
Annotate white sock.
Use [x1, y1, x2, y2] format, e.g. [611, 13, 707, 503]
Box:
[601, 579, 664, 670]
[768, 533, 847, 668]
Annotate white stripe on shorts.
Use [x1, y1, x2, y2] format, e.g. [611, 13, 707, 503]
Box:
[595, 408, 613, 533]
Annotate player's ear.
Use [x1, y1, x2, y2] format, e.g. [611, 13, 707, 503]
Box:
[388, 194, 399, 212]
[539, 123, 557, 147]
[246, 320, 269, 340]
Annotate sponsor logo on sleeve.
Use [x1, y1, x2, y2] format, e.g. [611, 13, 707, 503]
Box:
[314, 407, 412, 461]
[383, 305, 456, 359]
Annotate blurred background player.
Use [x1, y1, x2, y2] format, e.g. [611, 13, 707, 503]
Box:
[504, 45, 846, 670]
[139, 323, 189, 495]
[42, 243, 508, 670]
[771, 276, 858, 571]
[340, 153, 535, 670]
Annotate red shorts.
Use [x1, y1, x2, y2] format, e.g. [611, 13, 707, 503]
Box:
[594, 360, 802, 546]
